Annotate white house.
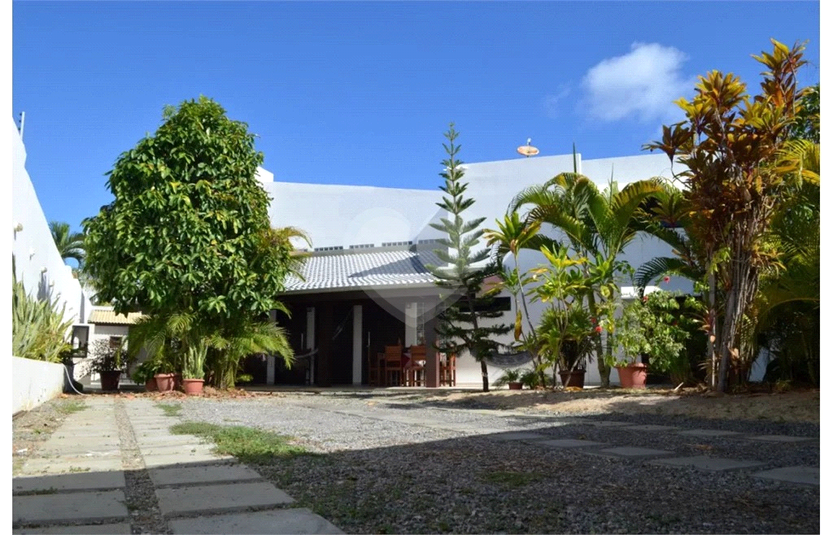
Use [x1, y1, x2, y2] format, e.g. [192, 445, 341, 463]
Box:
[262, 151, 693, 388]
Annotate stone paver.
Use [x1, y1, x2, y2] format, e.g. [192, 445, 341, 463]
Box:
[155, 481, 294, 516]
[583, 420, 631, 427]
[149, 464, 263, 487]
[487, 431, 548, 441]
[21, 457, 124, 475]
[651, 455, 766, 472]
[168, 508, 344, 534]
[589, 446, 675, 459]
[13, 489, 128, 524]
[143, 451, 234, 468]
[14, 522, 132, 534]
[752, 466, 819, 486]
[746, 435, 815, 443]
[14, 471, 126, 493]
[538, 438, 608, 449]
[677, 429, 742, 437]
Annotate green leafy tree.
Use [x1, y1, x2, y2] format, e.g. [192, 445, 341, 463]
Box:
[428, 124, 511, 392]
[84, 97, 301, 387]
[645, 39, 809, 392]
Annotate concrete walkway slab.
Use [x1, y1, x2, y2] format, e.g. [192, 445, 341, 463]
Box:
[168, 507, 343, 534]
[487, 432, 548, 441]
[21, 457, 123, 475]
[538, 439, 608, 449]
[746, 435, 815, 443]
[156, 481, 294, 516]
[752, 466, 819, 486]
[589, 447, 675, 459]
[651, 455, 766, 472]
[14, 471, 126, 493]
[677, 429, 742, 437]
[13, 489, 128, 524]
[135, 435, 206, 446]
[143, 451, 233, 468]
[619, 424, 679, 432]
[138, 444, 219, 457]
[149, 463, 263, 487]
[35, 445, 122, 457]
[14, 522, 132, 534]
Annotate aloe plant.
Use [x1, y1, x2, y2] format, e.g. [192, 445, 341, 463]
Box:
[12, 271, 73, 362]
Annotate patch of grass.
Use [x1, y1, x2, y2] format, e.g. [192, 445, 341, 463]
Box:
[57, 400, 87, 414]
[480, 470, 546, 487]
[68, 466, 91, 473]
[169, 422, 307, 463]
[157, 403, 182, 417]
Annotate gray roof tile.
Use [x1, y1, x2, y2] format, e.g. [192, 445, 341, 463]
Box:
[285, 249, 442, 292]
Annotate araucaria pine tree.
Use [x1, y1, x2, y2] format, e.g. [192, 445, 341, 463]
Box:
[429, 124, 511, 392]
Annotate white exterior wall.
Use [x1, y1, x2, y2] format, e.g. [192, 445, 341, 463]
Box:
[12, 357, 66, 414]
[265, 151, 697, 387]
[12, 121, 91, 328]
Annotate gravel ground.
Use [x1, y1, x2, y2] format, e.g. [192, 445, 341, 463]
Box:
[171, 392, 820, 534]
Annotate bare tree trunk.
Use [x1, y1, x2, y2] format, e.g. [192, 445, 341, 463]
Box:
[468, 291, 488, 392]
[707, 270, 717, 389]
[587, 293, 610, 387]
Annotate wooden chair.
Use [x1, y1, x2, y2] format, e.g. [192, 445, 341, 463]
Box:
[440, 352, 457, 386]
[367, 349, 380, 387]
[406, 345, 427, 386]
[382, 344, 404, 387]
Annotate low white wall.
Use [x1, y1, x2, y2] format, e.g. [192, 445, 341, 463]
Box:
[12, 356, 66, 414]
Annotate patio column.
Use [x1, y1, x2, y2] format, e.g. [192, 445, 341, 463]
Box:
[424, 309, 439, 388]
[352, 305, 362, 385]
[266, 309, 277, 385]
[317, 303, 333, 387]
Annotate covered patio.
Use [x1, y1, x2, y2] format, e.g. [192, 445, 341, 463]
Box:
[266, 244, 457, 388]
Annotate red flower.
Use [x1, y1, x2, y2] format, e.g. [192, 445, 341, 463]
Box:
[590, 317, 597, 324]
[594, 326, 603, 334]
[663, 276, 671, 283]
[642, 296, 649, 303]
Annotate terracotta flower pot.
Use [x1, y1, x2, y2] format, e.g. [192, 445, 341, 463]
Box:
[616, 363, 648, 389]
[182, 379, 205, 395]
[145, 377, 158, 392]
[154, 373, 175, 392]
[508, 382, 523, 390]
[99, 370, 121, 392]
[559, 370, 586, 389]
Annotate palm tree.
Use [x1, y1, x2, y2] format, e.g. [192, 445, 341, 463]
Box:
[49, 221, 85, 265]
[509, 173, 661, 387]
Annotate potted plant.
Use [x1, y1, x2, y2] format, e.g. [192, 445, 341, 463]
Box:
[493, 368, 524, 390]
[132, 359, 161, 392]
[539, 306, 594, 389]
[89, 339, 126, 391]
[608, 291, 691, 388]
[520, 368, 550, 390]
[182, 342, 207, 395]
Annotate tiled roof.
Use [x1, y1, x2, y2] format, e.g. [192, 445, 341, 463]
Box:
[88, 309, 144, 325]
[285, 248, 442, 292]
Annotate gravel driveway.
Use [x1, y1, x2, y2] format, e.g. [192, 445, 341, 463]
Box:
[174, 392, 820, 534]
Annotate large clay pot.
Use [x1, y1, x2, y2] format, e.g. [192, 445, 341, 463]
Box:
[154, 373, 175, 392]
[182, 379, 204, 395]
[616, 363, 648, 389]
[145, 377, 158, 392]
[559, 370, 586, 389]
[508, 382, 523, 390]
[99, 370, 121, 392]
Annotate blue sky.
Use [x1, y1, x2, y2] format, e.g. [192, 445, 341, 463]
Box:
[13, 1, 820, 232]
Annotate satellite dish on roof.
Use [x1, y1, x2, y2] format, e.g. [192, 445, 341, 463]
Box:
[517, 138, 539, 157]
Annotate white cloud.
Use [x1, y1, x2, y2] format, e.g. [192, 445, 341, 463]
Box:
[582, 43, 692, 123]
[543, 85, 571, 118]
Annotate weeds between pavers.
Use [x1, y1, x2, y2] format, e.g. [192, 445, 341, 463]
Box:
[169, 422, 308, 464]
[56, 400, 87, 415]
[157, 403, 182, 417]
